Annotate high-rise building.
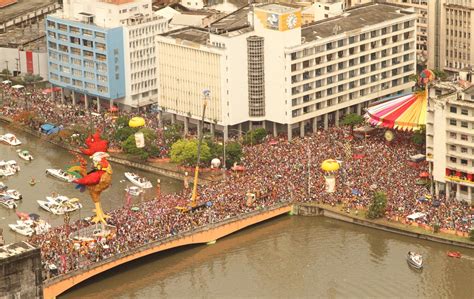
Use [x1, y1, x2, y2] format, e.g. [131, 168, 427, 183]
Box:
[386, 0, 428, 64]
[428, 0, 474, 73]
[156, 2, 417, 140]
[46, 0, 168, 110]
[426, 75, 474, 202]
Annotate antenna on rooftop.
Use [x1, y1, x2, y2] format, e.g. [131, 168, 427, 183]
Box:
[333, 24, 342, 35]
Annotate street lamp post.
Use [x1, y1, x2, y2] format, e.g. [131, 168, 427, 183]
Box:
[190, 89, 210, 207]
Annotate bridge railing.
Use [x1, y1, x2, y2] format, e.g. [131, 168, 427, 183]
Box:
[44, 201, 292, 285]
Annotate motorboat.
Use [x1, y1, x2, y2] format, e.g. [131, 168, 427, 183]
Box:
[8, 221, 34, 237]
[407, 251, 423, 269]
[0, 161, 16, 177]
[17, 149, 33, 161]
[6, 160, 20, 172]
[0, 189, 22, 200]
[125, 185, 144, 196]
[9, 219, 50, 236]
[45, 169, 76, 182]
[447, 251, 462, 258]
[0, 196, 17, 209]
[0, 182, 7, 191]
[124, 172, 152, 189]
[0, 133, 21, 146]
[37, 195, 82, 215]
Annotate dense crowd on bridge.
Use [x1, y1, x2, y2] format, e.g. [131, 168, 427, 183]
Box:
[1, 84, 472, 279]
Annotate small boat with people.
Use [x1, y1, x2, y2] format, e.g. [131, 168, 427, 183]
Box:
[37, 195, 82, 215]
[45, 169, 76, 182]
[0, 160, 18, 176]
[407, 251, 423, 269]
[8, 221, 34, 236]
[0, 133, 21, 146]
[125, 185, 144, 196]
[124, 172, 153, 189]
[447, 251, 462, 258]
[0, 196, 17, 209]
[0, 189, 22, 200]
[0, 182, 7, 191]
[17, 149, 33, 161]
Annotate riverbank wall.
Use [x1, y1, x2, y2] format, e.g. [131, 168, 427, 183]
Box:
[0, 116, 212, 184]
[294, 203, 474, 249]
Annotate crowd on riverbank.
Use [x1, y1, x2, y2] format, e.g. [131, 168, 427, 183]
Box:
[1, 85, 472, 279]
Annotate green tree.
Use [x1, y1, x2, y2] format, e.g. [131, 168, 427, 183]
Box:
[366, 191, 387, 219]
[170, 139, 211, 166]
[469, 229, 474, 241]
[243, 128, 267, 145]
[225, 141, 243, 168]
[121, 128, 158, 161]
[114, 126, 137, 142]
[341, 113, 364, 135]
[432, 69, 447, 81]
[1, 69, 11, 77]
[164, 123, 183, 146]
[412, 129, 426, 146]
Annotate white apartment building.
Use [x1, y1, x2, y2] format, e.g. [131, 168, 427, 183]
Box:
[46, 0, 168, 110]
[386, 0, 428, 64]
[428, 0, 474, 74]
[426, 77, 474, 202]
[157, 2, 417, 140]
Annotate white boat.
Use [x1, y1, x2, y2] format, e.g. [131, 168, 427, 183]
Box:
[37, 195, 82, 215]
[17, 149, 33, 161]
[0, 189, 22, 200]
[8, 221, 34, 237]
[407, 251, 423, 269]
[9, 219, 50, 236]
[125, 185, 144, 196]
[45, 169, 75, 182]
[124, 172, 152, 189]
[0, 133, 21, 146]
[0, 197, 17, 209]
[0, 182, 7, 191]
[0, 161, 16, 177]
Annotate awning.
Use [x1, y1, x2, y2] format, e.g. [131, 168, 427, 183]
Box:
[12, 84, 24, 90]
[109, 106, 119, 112]
[407, 212, 426, 220]
[2, 80, 11, 84]
[365, 90, 427, 131]
[42, 87, 61, 94]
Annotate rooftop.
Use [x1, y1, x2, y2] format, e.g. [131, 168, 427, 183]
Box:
[0, 241, 36, 260]
[257, 3, 298, 14]
[0, 0, 56, 24]
[302, 3, 415, 42]
[0, 19, 46, 50]
[165, 27, 210, 46]
[210, 5, 251, 34]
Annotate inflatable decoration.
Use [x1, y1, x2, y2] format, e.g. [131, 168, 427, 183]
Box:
[321, 159, 340, 193]
[80, 129, 108, 155]
[128, 117, 145, 128]
[69, 131, 112, 225]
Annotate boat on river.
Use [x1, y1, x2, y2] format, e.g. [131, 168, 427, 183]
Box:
[37, 195, 82, 215]
[0, 160, 19, 176]
[447, 251, 462, 258]
[45, 169, 76, 182]
[0, 196, 17, 209]
[17, 149, 34, 161]
[8, 221, 34, 236]
[0, 189, 22, 200]
[124, 172, 152, 189]
[125, 185, 144, 196]
[407, 251, 423, 269]
[9, 219, 51, 236]
[0, 133, 21, 146]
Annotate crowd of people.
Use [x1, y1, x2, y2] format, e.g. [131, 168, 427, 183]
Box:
[0, 84, 472, 279]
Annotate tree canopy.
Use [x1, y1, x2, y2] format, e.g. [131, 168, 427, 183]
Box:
[366, 191, 387, 219]
[170, 138, 211, 166]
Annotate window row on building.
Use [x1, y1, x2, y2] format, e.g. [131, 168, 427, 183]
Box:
[47, 21, 106, 40]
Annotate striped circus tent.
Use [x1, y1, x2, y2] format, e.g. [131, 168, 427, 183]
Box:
[364, 90, 428, 131]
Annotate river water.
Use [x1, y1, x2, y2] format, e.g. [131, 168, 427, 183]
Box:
[0, 124, 182, 244]
[62, 216, 474, 298]
[1, 124, 473, 298]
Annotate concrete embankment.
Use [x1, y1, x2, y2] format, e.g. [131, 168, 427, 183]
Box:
[0, 116, 211, 184]
[294, 203, 474, 249]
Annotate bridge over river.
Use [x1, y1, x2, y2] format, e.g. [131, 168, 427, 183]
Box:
[43, 204, 293, 298]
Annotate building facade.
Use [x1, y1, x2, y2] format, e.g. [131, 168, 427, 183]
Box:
[46, 0, 168, 110]
[428, 0, 474, 73]
[386, 0, 428, 64]
[426, 79, 474, 202]
[157, 3, 417, 140]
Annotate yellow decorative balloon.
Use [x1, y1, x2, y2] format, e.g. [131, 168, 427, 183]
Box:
[129, 117, 145, 128]
[321, 159, 340, 172]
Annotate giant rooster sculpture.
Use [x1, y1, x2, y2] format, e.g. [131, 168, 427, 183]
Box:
[68, 130, 112, 225]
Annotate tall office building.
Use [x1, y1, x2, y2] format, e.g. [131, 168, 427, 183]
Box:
[426, 76, 474, 202]
[156, 2, 417, 140]
[386, 0, 428, 64]
[428, 0, 474, 73]
[46, 0, 168, 110]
